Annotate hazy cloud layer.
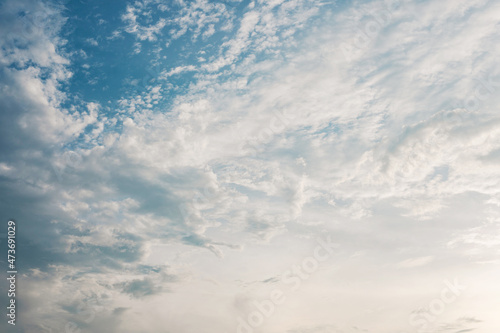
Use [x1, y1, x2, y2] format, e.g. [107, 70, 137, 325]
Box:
[1, 0, 499, 332]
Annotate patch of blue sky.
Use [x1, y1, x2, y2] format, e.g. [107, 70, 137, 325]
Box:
[59, 1, 245, 114]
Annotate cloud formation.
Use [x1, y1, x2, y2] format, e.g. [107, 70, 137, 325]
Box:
[1, 0, 500, 332]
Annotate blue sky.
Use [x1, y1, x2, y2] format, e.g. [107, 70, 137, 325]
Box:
[1, 0, 500, 332]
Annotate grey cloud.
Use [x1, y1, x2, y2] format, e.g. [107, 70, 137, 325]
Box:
[115, 265, 182, 298]
[119, 277, 163, 298]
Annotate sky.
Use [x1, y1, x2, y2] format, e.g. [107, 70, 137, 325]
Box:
[0, 0, 499, 332]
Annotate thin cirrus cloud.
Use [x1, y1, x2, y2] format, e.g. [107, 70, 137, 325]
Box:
[0, 0, 499, 332]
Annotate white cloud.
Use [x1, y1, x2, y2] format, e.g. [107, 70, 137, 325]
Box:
[397, 256, 434, 268]
[86, 37, 98, 46]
